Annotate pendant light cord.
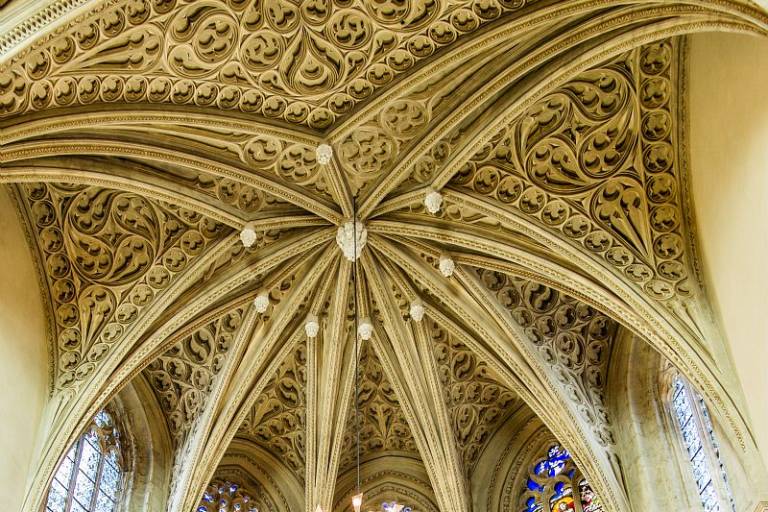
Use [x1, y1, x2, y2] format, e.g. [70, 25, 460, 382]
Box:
[352, 203, 361, 494]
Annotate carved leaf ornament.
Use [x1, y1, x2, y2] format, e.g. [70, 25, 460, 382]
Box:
[3, 0, 733, 505]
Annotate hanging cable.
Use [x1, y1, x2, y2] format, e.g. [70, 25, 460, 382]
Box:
[352, 202, 361, 495]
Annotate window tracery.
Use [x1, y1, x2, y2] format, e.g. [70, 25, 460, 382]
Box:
[669, 374, 735, 512]
[45, 410, 123, 512]
[520, 444, 604, 512]
[196, 480, 259, 512]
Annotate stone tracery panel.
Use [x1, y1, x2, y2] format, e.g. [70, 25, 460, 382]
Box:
[450, 40, 697, 309]
[144, 305, 248, 448]
[238, 340, 308, 482]
[339, 341, 419, 471]
[196, 478, 277, 512]
[474, 268, 617, 445]
[13, 182, 230, 388]
[426, 318, 521, 475]
[0, 0, 537, 127]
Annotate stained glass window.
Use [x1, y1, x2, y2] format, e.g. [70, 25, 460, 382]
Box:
[382, 502, 413, 512]
[197, 481, 259, 512]
[670, 375, 735, 512]
[520, 444, 604, 512]
[45, 410, 123, 512]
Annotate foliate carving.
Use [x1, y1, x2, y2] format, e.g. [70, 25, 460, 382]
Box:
[239, 340, 307, 482]
[1, 0, 533, 127]
[475, 268, 616, 445]
[337, 54, 478, 197]
[452, 40, 695, 305]
[191, 167, 293, 215]
[17, 182, 229, 388]
[340, 342, 419, 471]
[427, 319, 520, 474]
[145, 306, 247, 448]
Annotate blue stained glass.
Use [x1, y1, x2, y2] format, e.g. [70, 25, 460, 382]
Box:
[197, 481, 261, 512]
[534, 445, 571, 477]
[524, 497, 543, 512]
[520, 444, 603, 512]
[527, 477, 544, 492]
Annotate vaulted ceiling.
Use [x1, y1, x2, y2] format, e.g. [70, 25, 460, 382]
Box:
[1, 1, 767, 512]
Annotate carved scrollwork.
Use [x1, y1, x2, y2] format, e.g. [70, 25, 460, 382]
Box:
[340, 342, 419, 471]
[452, 40, 695, 307]
[475, 268, 616, 445]
[17, 182, 229, 389]
[1, 0, 533, 127]
[145, 306, 247, 448]
[427, 319, 520, 474]
[238, 341, 307, 482]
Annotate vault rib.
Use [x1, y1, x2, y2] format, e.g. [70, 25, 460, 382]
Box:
[173, 245, 340, 512]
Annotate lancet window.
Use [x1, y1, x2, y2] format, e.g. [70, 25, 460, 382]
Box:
[670, 374, 735, 512]
[45, 410, 123, 512]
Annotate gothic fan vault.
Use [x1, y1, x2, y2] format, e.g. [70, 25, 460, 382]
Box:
[1, 1, 768, 512]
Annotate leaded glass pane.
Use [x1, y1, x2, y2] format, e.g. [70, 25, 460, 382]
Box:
[93, 411, 111, 428]
[520, 445, 604, 512]
[74, 470, 96, 509]
[101, 462, 120, 498]
[70, 499, 88, 512]
[680, 414, 703, 458]
[700, 481, 719, 512]
[84, 429, 99, 446]
[94, 491, 116, 512]
[46, 479, 69, 512]
[671, 375, 736, 512]
[54, 451, 76, 488]
[80, 440, 101, 480]
[44, 410, 123, 512]
[578, 479, 604, 512]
